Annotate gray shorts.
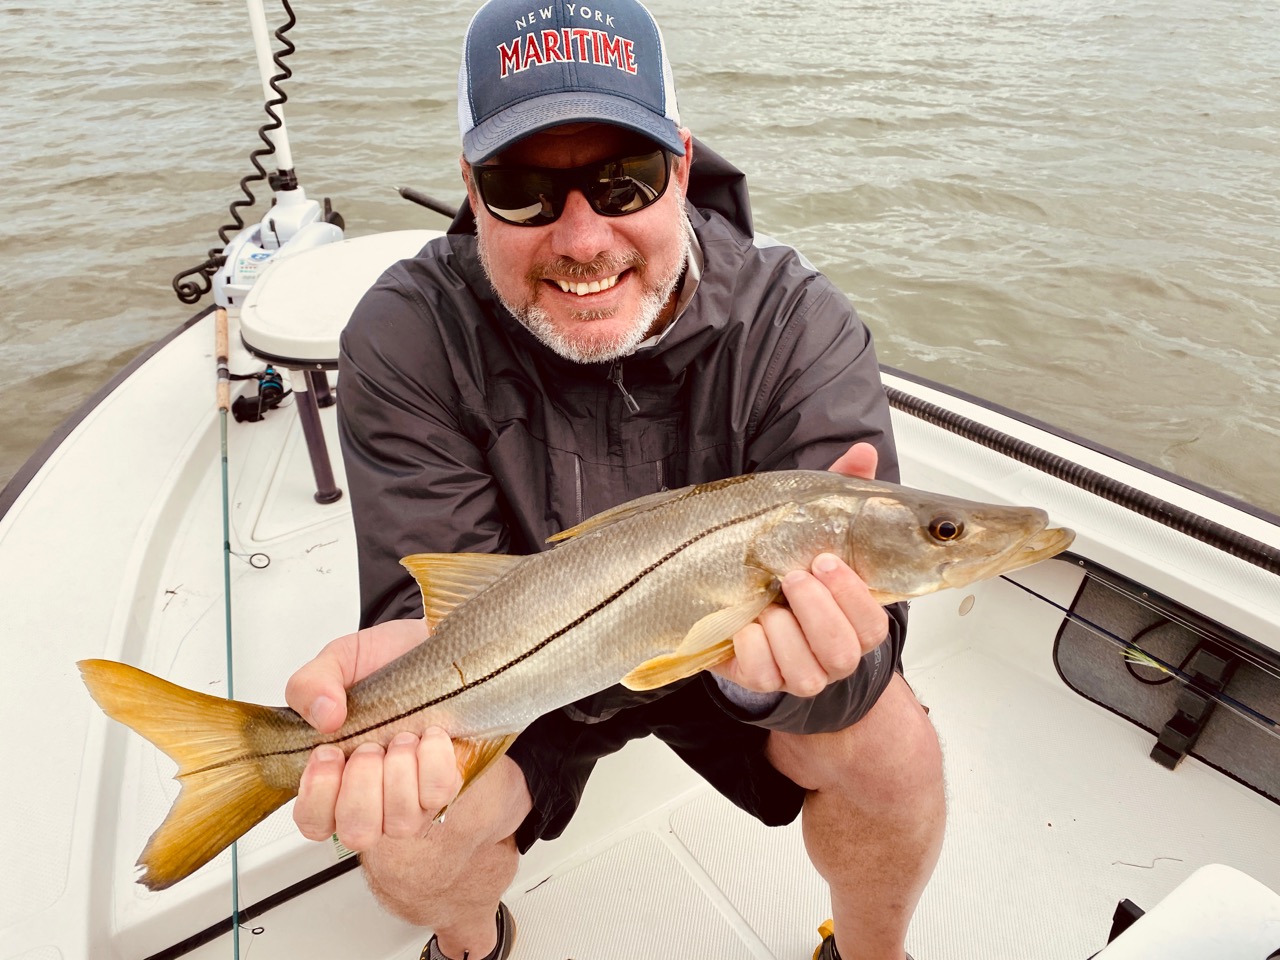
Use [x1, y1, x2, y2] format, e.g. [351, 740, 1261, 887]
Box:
[505, 639, 900, 852]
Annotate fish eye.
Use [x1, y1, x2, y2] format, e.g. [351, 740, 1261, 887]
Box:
[928, 517, 964, 542]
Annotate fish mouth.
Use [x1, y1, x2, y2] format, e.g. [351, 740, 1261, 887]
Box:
[941, 523, 1076, 588]
[996, 525, 1076, 576]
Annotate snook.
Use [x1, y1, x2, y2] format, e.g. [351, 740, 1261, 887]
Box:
[80, 470, 1073, 889]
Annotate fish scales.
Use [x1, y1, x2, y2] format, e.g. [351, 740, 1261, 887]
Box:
[317, 472, 852, 748]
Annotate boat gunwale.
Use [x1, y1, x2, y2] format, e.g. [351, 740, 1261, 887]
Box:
[882, 363, 1280, 529]
[0, 306, 215, 523]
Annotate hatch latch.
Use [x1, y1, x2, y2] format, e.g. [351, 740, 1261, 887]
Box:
[1149, 642, 1238, 770]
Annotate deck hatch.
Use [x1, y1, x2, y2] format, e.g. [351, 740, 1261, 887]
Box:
[1054, 560, 1280, 805]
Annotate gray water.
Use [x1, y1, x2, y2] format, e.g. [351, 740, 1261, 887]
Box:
[3, 0, 1278, 513]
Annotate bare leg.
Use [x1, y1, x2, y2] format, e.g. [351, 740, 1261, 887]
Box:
[361, 756, 533, 960]
[767, 674, 945, 960]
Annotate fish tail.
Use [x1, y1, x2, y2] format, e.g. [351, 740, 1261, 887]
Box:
[78, 658, 299, 890]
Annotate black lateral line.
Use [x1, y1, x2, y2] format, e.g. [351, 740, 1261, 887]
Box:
[194, 500, 777, 771]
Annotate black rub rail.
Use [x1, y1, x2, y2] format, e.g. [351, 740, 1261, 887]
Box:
[884, 382, 1280, 577]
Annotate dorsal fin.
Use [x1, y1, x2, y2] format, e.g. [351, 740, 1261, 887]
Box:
[546, 486, 693, 543]
[400, 553, 523, 630]
[548, 476, 761, 544]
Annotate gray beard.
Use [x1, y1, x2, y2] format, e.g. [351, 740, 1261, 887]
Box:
[477, 205, 691, 365]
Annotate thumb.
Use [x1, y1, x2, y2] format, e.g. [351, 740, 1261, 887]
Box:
[285, 641, 352, 733]
[829, 441, 878, 481]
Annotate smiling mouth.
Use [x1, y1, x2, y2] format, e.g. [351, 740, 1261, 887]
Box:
[552, 273, 621, 296]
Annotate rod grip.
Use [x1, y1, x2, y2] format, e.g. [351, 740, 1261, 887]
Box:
[215, 308, 231, 412]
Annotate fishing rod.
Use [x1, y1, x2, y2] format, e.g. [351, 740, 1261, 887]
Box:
[1000, 573, 1280, 745]
[214, 307, 242, 959]
[208, 0, 342, 949]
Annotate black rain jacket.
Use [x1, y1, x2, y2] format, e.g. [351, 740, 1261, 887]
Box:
[336, 141, 907, 734]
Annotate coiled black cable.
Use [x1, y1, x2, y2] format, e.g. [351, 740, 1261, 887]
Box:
[171, 0, 298, 304]
[219, 0, 298, 244]
[884, 381, 1280, 576]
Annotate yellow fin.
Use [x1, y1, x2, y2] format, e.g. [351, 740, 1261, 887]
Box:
[454, 732, 522, 794]
[432, 732, 522, 822]
[78, 659, 299, 890]
[620, 592, 778, 691]
[620, 643, 737, 692]
[546, 487, 692, 543]
[401, 553, 523, 630]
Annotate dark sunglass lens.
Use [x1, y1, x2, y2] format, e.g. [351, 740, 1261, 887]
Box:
[589, 152, 669, 216]
[477, 150, 670, 226]
[479, 168, 559, 225]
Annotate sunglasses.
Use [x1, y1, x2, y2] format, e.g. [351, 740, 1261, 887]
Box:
[473, 149, 673, 227]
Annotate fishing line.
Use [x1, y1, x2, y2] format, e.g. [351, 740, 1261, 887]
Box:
[999, 573, 1280, 742]
[214, 308, 243, 958]
[1089, 574, 1280, 687]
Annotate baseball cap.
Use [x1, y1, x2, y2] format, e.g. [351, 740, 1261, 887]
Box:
[457, 0, 684, 163]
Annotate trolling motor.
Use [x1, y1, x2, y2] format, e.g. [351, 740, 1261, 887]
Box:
[172, 0, 344, 308]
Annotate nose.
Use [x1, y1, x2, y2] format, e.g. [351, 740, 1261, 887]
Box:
[548, 188, 614, 262]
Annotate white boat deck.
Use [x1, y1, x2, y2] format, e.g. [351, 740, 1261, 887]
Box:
[3, 307, 1279, 960]
[176, 580, 1280, 960]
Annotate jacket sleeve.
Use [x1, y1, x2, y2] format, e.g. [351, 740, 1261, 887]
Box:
[704, 268, 910, 733]
[337, 274, 508, 628]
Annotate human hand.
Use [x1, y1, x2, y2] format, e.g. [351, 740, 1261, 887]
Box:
[709, 442, 890, 697]
[286, 619, 464, 851]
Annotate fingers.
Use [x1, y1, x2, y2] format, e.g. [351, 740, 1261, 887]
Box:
[334, 742, 387, 851]
[294, 745, 345, 840]
[804, 553, 889, 660]
[718, 622, 785, 693]
[292, 727, 464, 852]
[731, 604, 828, 697]
[713, 554, 888, 699]
[381, 733, 425, 837]
[418, 727, 465, 813]
[383, 728, 462, 833]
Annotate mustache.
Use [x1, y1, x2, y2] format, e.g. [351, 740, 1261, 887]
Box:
[530, 251, 646, 283]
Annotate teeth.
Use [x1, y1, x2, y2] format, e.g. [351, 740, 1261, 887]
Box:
[554, 274, 619, 296]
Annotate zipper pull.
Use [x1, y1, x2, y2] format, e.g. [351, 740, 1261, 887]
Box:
[608, 361, 640, 414]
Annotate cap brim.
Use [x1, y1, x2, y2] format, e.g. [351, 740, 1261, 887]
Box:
[463, 91, 685, 163]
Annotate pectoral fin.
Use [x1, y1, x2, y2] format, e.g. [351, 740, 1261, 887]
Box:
[621, 591, 778, 691]
[401, 553, 524, 630]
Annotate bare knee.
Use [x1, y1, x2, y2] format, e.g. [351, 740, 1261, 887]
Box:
[769, 675, 943, 809]
[359, 757, 532, 923]
[361, 829, 519, 916]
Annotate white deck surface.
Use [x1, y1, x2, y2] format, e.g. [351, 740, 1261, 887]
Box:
[175, 586, 1280, 960]
[3, 307, 1278, 960]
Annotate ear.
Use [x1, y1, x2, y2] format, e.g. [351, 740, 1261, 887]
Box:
[460, 154, 481, 210]
[673, 128, 694, 194]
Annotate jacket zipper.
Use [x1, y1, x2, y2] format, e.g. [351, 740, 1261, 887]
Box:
[607, 360, 640, 414]
[573, 454, 585, 525]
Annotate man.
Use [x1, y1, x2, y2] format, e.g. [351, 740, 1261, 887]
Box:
[285, 0, 944, 958]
